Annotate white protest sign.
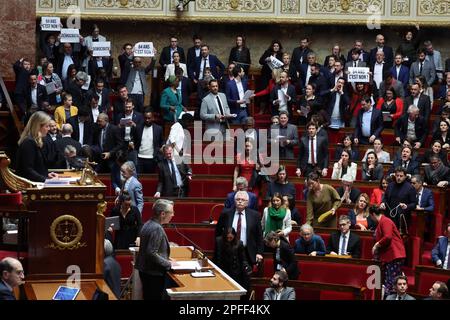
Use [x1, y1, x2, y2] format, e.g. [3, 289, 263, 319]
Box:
[268, 56, 284, 70]
[133, 42, 154, 57]
[92, 41, 111, 57]
[60, 28, 80, 43]
[41, 17, 61, 31]
[348, 67, 370, 83]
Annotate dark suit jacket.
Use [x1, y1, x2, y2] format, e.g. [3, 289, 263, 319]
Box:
[55, 136, 82, 160]
[16, 137, 48, 182]
[134, 123, 164, 161]
[228, 47, 251, 74]
[156, 159, 192, 196]
[215, 208, 264, 265]
[85, 88, 110, 113]
[369, 46, 394, 68]
[418, 187, 435, 212]
[272, 239, 300, 280]
[354, 107, 384, 141]
[103, 256, 122, 299]
[159, 46, 186, 67]
[87, 57, 113, 82]
[394, 114, 427, 145]
[225, 78, 248, 114]
[55, 47, 84, 78]
[118, 53, 133, 85]
[65, 80, 86, 108]
[25, 84, 48, 111]
[391, 65, 410, 92]
[13, 60, 31, 97]
[369, 62, 391, 84]
[190, 54, 225, 80]
[224, 191, 258, 211]
[67, 116, 94, 146]
[325, 90, 350, 122]
[0, 281, 15, 300]
[92, 123, 124, 157]
[117, 111, 144, 129]
[336, 187, 361, 204]
[298, 64, 328, 90]
[403, 94, 431, 122]
[327, 231, 361, 258]
[179, 76, 192, 108]
[389, 158, 420, 175]
[291, 47, 313, 70]
[186, 46, 201, 71]
[297, 134, 329, 171]
[269, 84, 297, 116]
[431, 236, 450, 266]
[346, 49, 369, 63]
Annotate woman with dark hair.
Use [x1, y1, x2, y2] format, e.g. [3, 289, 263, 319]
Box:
[334, 135, 359, 161]
[108, 192, 142, 249]
[432, 120, 450, 150]
[63, 64, 78, 90]
[306, 172, 341, 228]
[331, 149, 358, 181]
[325, 55, 337, 74]
[261, 193, 292, 240]
[266, 165, 296, 200]
[228, 35, 251, 75]
[376, 88, 404, 128]
[258, 40, 283, 90]
[213, 227, 251, 290]
[415, 75, 433, 102]
[362, 151, 384, 181]
[296, 83, 322, 126]
[264, 231, 299, 280]
[421, 140, 449, 166]
[283, 194, 302, 225]
[348, 193, 376, 231]
[396, 25, 421, 67]
[370, 175, 389, 205]
[39, 62, 63, 107]
[324, 44, 346, 67]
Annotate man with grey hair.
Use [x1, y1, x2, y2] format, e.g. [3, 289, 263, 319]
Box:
[216, 190, 264, 267]
[66, 71, 89, 108]
[294, 224, 326, 256]
[0, 257, 24, 300]
[403, 83, 431, 123]
[135, 199, 176, 300]
[224, 176, 257, 211]
[103, 239, 121, 299]
[394, 104, 427, 149]
[55, 123, 82, 163]
[118, 161, 143, 214]
[336, 173, 361, 205]
[126, 56, 156, 113]
[327, 215, 361, 258]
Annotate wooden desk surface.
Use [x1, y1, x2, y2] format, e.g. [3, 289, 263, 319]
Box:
[23, 279, 117, 300]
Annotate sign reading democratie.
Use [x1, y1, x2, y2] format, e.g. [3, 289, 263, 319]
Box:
[92, 41, 111, 57]
[133, 42, 155, 57]
[41, 17, 61, 31]
[60, 28, 80, 43]
[347, 67, 370, 83]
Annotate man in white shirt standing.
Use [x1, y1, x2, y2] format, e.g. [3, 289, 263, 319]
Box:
[135, 108, 163, 174]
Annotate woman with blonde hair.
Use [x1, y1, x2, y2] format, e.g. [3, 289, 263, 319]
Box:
[348, 193, 376, 231]
[54, 93, 78, 129]
[261, 192, 292, 240]
[16, 111, 58, 182]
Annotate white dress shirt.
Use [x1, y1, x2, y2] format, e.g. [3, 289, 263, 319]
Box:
[308, 136, 317, 164]
[361, 107, 373, 137]
[199, 56, 210, 80]
[138, 125, 155, 159]
[232, 210, 247, 246]
[78, 120, 84, 145]
[373, 63, 384, 88]
[339, 231, 350, 255]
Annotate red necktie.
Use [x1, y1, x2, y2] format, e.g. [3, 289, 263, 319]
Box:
[236, 212, 242, 240]
[310, 137, 316, 165]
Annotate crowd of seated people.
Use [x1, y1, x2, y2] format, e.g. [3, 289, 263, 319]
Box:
[5, 24, 450, 301]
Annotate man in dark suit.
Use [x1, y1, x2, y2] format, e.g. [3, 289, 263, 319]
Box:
[327, 215, 361, 258]
[67, 107, 94, 146]
[424, 155, 450, 186]
[25, 72, 48, 120]
[411, 175, 435, 213]
[117, 98, 144, 129]
[224, 177, 258, 211]
[215, 190, 264, 266]
[55, 124, 82, 164]
[92, 113, 124, 173]
[395, 105, 427, 149]
[264, 232, 299, 280]
[270, 111, 298, 160]
[103, 239, 121, 299]
[389, 146, 420, 176]
[0, 257, 25, 300]
[269, 72, 297, 117]
[112, 85, 130, 125]
[85, 78, 110, 113]
[296, 121, 329, 178]
[135, 108, 164, 174]
[370, 51, 391, 91]
[308, 63, 330, 97]
[55, 42, 84, 81]
[66, 71, 88, 108]
[87, 56, 113, 83]
[154, 145, 192, 198]
[346, 40, 369, 63]
[431, 223, 450, 269]
[225, 66, 249, 124]
[391, 54, 410, 93]
[368, 34, 394, 68]
[403, 83, 431, 123]
[353, 96, 384, 145]
[344, 48, 367, 72]
[159, 36, 186, 70]
[189, 44, 225, 83]
[186, 35, 202, 73]
[118, 43, 134, 85]
[291, 37, 313, 70]
[13, 58, 32, 114]
[324, 77, 349, 129]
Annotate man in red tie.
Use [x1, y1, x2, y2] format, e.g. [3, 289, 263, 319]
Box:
[215, 191, 264, 267]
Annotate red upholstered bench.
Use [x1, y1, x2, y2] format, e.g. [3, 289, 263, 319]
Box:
[414, 265, 450, 295]
[164, 226, 216, 250]
[0, 192, 23, 206]
[115, 251, 134, 279]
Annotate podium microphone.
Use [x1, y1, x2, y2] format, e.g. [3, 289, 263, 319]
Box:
[170, 223, 206, 260]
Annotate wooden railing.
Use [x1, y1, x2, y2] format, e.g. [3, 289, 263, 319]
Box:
[0, 73, 22, 136]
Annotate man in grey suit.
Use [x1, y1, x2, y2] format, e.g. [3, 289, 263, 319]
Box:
[409, 49, 436, 86]
[264, 271, 296, 300]
[135, 199, 176, 300]
[344, 48, 367, 72]
[270, 111, 298, 160]
[386, 275, 415, 300]
[125, 56, 156, 113]
[200, 79, 233, 140]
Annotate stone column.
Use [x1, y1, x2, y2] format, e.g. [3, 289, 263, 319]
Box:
[0, 0, 36, 80]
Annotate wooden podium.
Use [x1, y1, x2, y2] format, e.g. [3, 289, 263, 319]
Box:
[23, 171, 107, 279]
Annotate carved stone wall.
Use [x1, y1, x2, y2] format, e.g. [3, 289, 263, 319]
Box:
[36, 0, 450, 25]
[0, 0, 36, 79]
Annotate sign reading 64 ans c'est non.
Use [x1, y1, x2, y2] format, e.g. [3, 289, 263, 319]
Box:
[348, 67, 370, 83]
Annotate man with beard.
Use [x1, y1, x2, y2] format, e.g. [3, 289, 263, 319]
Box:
[135, 108, 163, 174]
[263, 270, 295, 300]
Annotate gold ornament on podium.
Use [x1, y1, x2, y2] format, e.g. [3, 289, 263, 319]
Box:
[48, 215, 86, 250]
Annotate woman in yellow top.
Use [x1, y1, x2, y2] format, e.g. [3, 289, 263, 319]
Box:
[306, 171, 341, 228]
[54, 94, 78, 129]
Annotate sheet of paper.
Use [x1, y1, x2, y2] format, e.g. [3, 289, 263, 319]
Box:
[277, 89, 286, 106]
[269, 56, 283, 70]
[45, 82, 57, 95]
[243, 90, 254, 103]
[191, 270, 215, 278]
[178, 111, 195, 119]
[81, 75, 91, 90]
[300, 106, 309, 117]
[171, 260, 201, 271]
[60, 28, 80, 43]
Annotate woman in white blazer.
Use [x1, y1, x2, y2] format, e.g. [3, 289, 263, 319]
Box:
[331, 149, 358, 181]
[164, 51, 188, 81]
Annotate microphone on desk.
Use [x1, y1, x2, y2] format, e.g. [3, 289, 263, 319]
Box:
[170, 223, 207, 265]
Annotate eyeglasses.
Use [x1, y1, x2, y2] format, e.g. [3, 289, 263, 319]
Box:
[339, 223, 349, 227]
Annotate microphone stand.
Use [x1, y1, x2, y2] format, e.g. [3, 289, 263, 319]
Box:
[171, 224, 208, 267]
